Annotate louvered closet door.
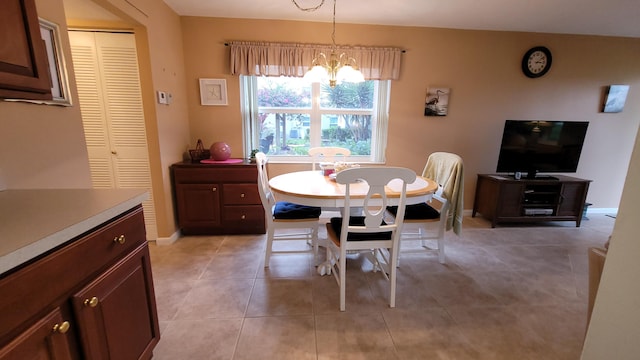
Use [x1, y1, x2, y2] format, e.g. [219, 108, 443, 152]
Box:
[69, 31, 158, 240]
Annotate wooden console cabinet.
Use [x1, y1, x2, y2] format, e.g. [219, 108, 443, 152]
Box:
[171, 161, 266, 235]
[472, 174, 591, 227]
[0, 205, 160, 359]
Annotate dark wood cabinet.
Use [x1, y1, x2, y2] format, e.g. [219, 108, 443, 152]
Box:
[171, 161, 266, 235]
[0, 0, 53, 100]
[472, 174, 591, 227]
[0, 206, 159, 360]
[0, 307, 74, 360]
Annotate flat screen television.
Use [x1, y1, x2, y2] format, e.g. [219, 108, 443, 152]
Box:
[496, 120, 589, 179]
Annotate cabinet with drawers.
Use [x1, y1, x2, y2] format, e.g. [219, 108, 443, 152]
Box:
[0, 205, 160, 360]
[171, 161, 266, 235]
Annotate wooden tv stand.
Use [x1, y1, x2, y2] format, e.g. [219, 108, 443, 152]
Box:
[472, 174, 591, 228]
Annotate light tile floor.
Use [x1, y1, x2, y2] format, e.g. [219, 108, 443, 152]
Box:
[149, 214, 614, 360]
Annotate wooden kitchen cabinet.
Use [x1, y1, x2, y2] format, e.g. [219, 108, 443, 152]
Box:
[171, 161, 266, 235]
[472, 174, 591, 227]
[0, 0, 53, 100]
[0, 308, 74, 359]
[0, 205, 159, 360]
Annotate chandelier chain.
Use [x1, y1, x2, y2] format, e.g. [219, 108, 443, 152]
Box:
[290, 0, 325, 12]
[292, 0, 363, 87]
[291, 0, 337, 47]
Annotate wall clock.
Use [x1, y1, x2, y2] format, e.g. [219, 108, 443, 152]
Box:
[522, 46, 552, 78]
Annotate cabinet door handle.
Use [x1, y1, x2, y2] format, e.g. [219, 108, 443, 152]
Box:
[84, 296, 99, 307]
[53, 321, 71, 334]
[212, 187, 217, 192]
[240, 193, 245, 198]
[241, 215, 246, 219]
[113, 235, 126, 244]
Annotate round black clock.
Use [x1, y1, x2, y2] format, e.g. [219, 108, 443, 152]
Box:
[522, 46, 552, 78]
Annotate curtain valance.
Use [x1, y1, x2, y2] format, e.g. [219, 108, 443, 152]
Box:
[229, 41, 402, 80]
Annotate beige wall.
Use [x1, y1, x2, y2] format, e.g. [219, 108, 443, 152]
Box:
[0, 0, 91, 189]
[181, 17, 640, 211]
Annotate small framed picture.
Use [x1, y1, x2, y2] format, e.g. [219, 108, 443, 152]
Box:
[425, 87, 450, 116]
[199, 78, 228, 106]
[602, 85, 630, 113]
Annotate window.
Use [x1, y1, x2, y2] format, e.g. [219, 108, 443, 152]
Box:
[241, 76, 390, 163]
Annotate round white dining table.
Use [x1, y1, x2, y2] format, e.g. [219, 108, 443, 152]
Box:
[268, 170, 438, 208]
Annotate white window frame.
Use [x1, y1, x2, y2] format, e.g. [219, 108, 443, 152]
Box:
[240, 75, 390, 164]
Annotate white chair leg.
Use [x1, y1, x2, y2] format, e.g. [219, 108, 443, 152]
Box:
[339, 252, 347, 312]
[390, 247, 397, 308]
[264, 227, 275, 268]
[312, 225, 319, 266]
[437, 225, 446, 264]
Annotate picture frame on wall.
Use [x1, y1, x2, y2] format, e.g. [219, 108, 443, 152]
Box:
[425, 87, 450, 116]
[199, 78, 228, 106]
[602, 85, 630, 113]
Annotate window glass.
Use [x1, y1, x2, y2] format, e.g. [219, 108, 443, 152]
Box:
[242, 76, 389, 162]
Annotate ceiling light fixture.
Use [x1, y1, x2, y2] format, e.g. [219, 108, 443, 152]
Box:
[292, 0, 364, 87]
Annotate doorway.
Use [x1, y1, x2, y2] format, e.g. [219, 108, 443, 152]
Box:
[68, 30, 158, 240]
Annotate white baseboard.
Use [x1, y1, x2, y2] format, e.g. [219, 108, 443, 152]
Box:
[153, 230, 181, 246]
[586, 207, 618, 215]
[462, 207, 618, 216]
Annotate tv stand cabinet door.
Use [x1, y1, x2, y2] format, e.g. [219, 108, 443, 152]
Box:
[497, 182, 525, 217]
[558, 182, 590, 220]
[473, 175, 523, 227]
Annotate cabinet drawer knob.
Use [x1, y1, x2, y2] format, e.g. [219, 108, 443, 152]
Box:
[240, 193, 245, 198]
[53, 321, 71, 334]
[113, 235, 126, 244]
[241, 215, 246, 219]
[84, 296, 99, 307]
[212, 187, 217, 192]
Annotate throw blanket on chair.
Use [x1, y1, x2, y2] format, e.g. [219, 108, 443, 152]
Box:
[422, 152, 464, 235]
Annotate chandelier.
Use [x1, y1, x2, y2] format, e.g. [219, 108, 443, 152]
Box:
[292, 0, 365, 87]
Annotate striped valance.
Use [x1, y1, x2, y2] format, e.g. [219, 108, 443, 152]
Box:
[228, 41, 402, 80]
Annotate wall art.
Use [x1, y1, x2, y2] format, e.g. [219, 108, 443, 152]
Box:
[425, 87, 450, 116]
[602, 85, 630, 113]
[199, 78, 228, 106]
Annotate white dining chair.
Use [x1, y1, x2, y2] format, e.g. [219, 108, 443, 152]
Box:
[308, 146, 351, 170]
[323, 166, 416, 311]
[255, 152, 322, 267]
[387, 152, 463, 263]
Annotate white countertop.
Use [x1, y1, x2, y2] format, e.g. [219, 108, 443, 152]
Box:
[0, 189, 149, 276]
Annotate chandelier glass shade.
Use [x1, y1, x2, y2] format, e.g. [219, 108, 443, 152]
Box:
[293, 0, 365, 87]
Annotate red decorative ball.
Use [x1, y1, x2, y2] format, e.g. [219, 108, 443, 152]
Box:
[210, 142, 231, 161]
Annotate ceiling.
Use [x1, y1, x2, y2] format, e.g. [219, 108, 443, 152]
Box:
[159, 0, 640, 38]
[61, 0, 639, 39]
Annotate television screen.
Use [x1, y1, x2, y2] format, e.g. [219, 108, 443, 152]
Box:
[496, 120, 589, 177]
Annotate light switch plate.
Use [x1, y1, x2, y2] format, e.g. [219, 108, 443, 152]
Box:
[157, 91, 168, 104]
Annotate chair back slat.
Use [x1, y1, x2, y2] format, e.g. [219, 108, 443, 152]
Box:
[308, 146, 351, 170]
[255, 152, 275, 213]
[336, 167, 416, 240]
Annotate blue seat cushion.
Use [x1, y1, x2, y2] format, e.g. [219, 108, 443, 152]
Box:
[329, 216, 392, 241]
[274, 202, 321, 219]
[387, 203, 440, 220]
